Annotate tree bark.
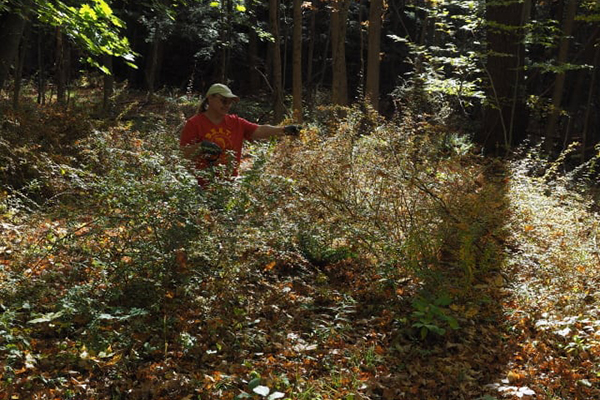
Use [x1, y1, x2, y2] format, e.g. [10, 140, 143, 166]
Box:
[306, 1, 317, 106]
[0, 11, 27, 95]
[37, 30, 48, 105]
[103, 55, 114, 112]
[330, 0, 351, 106]
[269, 0, 285, 123]
[144, 37, 163, 95]
[544, 0, 579, 152]
[217, 0, 233, 83]
[12, 22, 29, 109]
[366, 0, 383, 111]
[55, 28, 69, 105]
[292, 0, 303, 121]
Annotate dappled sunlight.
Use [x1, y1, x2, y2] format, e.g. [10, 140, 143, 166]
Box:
[494, 152, 600, 399]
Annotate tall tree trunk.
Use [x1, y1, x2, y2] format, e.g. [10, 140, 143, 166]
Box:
[306, 0, 318, 107]
[318, 28, 330, 90]
[0, 12, 27, 95]
[478, 0, 529, 153]
[366, 0, 383, 111]
[292, 0, 303, 122]
[55, 28, 69, 105]
[330, 0, 351, 105]
[144, 37, 163, 95]
[12, 22, 29, 109]
[359, 0, 365, 91]
[544, 0, 579, 152]
[269, 0, 285, 123]
[37, 30, 47, 105]
[103, 55, 114, 112]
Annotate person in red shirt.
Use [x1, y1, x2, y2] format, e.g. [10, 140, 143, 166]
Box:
[180, 83, 300, 181]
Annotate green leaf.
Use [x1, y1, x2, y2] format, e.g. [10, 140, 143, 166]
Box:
[28, 310, 65, 324]
[447, 317, 460, 330]
[435, 293, 453, 306]
[96, 0, 113, 17]
[248, 377, 261, 390]
[79, 4, 97, 19]
[99, 65, 111, 75]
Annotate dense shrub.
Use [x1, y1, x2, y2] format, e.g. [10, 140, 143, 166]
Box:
[264, 102, 507, 289]
[0, 104, 93, 201]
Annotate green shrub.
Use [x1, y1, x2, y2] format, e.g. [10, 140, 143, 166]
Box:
[410, 293, 460, 340]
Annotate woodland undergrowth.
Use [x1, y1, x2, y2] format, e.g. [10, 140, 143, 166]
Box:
[1, 89, 599, 400]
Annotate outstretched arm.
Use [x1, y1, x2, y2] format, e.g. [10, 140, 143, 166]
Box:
[251, 124, 302, 140]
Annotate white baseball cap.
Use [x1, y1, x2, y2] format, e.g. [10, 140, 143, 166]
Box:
[206, 83, 239, 101]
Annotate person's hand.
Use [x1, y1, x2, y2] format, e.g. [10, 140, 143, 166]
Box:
[283, 125, 302, 136]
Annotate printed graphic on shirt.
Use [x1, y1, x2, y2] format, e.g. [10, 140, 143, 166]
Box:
[204, 127, 231, 151]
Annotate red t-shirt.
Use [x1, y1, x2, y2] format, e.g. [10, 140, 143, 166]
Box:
[180, 113, 259, 174]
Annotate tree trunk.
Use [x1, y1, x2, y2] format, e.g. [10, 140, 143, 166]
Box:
[144, 37, 163, 95]
[12, 22, 29, 109]
[218, 0, 233, 83]
[306, 1, 318, 108]
[366, 0, 383, 111]
[359, 0, 365, 91]
[292, 0, 303, 122]
[0, 12, 27, 95]
[269, 0, 285, 123]
[55, 28, 69, 105]
[544, 0, 579, 152]
[103, 55, 114, 112]
[37, 31, 46, 105]
[330, 0, 351, 106]
[478, 0, 529, 153]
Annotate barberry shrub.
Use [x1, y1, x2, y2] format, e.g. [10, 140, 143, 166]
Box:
[263, 102, 507, 290]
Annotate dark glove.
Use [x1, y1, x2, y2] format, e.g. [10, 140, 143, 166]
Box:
[283, 125, 302, 136]
[198, 140, 222, 162]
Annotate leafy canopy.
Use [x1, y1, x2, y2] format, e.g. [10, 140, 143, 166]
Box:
[6, 0, 137, 72]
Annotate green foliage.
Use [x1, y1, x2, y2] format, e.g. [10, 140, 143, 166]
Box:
[0, 306, 31, 381]
[524, 18, 561, 49]
[410, 293, 460, 339]
[297, 229, 355, 267]
[399, 0, 486, 113]
[35, 0, 138, 71]
[67, 128, 213, 308]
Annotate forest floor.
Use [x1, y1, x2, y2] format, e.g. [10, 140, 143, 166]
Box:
[1, 93, 600, 399]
